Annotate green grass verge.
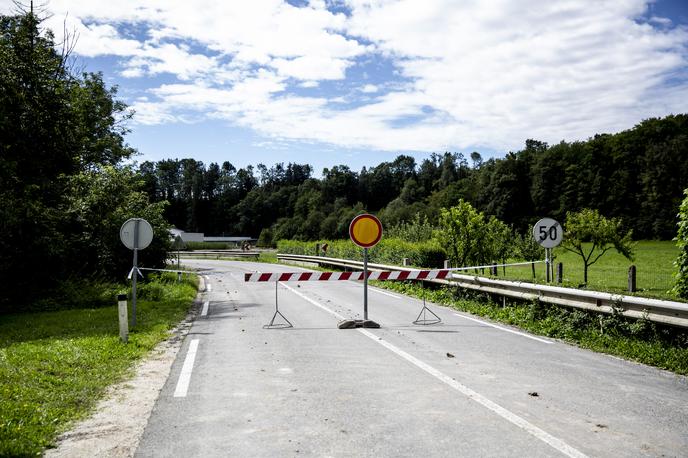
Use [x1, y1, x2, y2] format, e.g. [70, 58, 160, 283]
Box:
[496, 240, 679, 300]
[276, 239, 682, 300]
[374, 280, 688, 375]
[0, 273, 198, 457]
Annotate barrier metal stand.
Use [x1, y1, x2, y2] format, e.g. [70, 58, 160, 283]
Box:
[263, 281, 293, 329]
[412, 281, 441, 325]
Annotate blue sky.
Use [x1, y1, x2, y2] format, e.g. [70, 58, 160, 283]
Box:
[2, 0, 687, 175]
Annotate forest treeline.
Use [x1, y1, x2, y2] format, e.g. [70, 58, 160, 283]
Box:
[140, 114, 688, 244]
[1, 10, 169, 307]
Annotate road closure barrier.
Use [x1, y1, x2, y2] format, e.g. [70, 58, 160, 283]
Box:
[244, 269, 451, 282]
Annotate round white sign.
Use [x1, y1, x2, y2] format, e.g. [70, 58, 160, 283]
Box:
[120, 218, 154, 250]
[532, 217, 562, 248]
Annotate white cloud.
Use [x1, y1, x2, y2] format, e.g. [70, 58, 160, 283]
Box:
[1, 0, 686, 153]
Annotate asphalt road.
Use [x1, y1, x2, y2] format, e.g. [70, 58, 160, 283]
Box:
[135, 259, 688, 457]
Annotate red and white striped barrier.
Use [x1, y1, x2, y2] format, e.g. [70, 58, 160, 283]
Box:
[244, 269, 450, 282]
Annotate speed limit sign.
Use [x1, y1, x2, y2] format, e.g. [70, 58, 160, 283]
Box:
[533, 218, 562, 248]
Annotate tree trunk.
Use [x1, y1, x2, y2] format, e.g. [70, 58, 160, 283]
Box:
[583, 264, 588, 285]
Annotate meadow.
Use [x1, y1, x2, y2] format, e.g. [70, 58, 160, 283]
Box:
[495, 240, 679, 300]
[0, 273, 197, 457]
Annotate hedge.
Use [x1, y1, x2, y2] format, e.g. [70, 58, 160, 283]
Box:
[277, 238, 447, 269]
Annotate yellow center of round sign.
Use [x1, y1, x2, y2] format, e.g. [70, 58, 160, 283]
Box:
[349, 214, 383, 248]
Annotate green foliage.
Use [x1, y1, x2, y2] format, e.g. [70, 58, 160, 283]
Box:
[64, 166, 170, 280]
[0, 273, 197, 456]
[277, 237, 447, 268]
[562, 209, 635, 284]
[138, 115, 688, 246]
[257, 227, 275, 248]
[674, 189, 688, 298]
[435, 200, 485, 267]
[515, 231, 545, 278]
[385, 213, 435, 242]
[435, 200, 512, 268]
[0, 10, 160, 308]
[516, 231, 544, 261]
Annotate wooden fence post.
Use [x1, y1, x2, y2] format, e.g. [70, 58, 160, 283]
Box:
[628, 265, 636, 293]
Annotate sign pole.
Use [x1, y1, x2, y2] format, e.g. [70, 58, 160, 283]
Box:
[545, 248, 551, 283]
[120, 217, 154, 329]
[533, 217, 562, 284]
[363, 247, 368, 320]
[340, 213, 382, 329]
[132, 219, 140, 327]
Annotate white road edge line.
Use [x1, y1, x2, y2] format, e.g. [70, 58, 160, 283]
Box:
[357, 328, 586, 458]
[453, 313, 553, 344]
[370, 288, 402, 299]
[201, 301, 209, 316]
[284, 285, 584, 458]
[173, 339, 200, 398]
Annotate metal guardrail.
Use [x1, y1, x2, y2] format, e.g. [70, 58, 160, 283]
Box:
[276, 254, 688, 328]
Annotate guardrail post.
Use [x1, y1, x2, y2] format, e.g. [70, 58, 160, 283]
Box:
[556, 263, 563, 283]
[628, 265, 636, 293]
[403, 258, 409, 267]
[444, 260, 450, 269]
[315, 243, 320, 255]
[490, 265, 498, 276]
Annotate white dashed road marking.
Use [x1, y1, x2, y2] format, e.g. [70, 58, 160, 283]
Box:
[173, 339, 199, 398]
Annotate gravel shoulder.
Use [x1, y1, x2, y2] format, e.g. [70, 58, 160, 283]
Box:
[44, 278, 205, 458]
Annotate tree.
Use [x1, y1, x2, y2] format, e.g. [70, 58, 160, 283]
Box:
[516, 232, 544, 278]
[485, 217, 513, 274]
[435, 200, 486, 268]
[561, 209, 635, 284]
[63, 166, 170, 279]
[674, 189, 688, 298]
[0, 9, 141, 306]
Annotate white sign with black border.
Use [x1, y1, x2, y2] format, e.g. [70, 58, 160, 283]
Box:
[533, 217, 562, 248]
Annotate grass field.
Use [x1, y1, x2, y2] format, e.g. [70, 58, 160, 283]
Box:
[491, 240, 680, 300]
[0, 273, 197, 457]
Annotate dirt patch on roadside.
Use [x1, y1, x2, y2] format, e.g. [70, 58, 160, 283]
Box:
[45, 279, 204, 458]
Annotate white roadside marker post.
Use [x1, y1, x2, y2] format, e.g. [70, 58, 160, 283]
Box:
[117, 293, 129, 343]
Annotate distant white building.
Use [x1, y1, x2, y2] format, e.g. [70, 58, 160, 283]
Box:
[169, 228, 254, 245]
[169, 228, 204, 243]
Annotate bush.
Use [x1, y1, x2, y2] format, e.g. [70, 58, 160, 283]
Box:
[675, 189, 688, 298]
[277, 237, 447, 268]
